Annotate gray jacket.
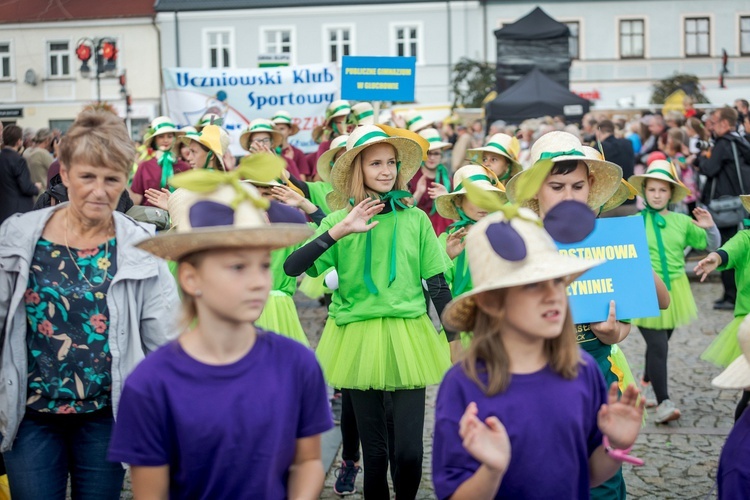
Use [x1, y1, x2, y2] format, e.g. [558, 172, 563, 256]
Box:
[0, 204, 180, 451]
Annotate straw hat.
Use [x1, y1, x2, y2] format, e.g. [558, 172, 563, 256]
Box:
[712, 315, 750, 389]
[195, 113, 223, 131]
[505, 131, 622, 214]
[324, 100, 352, 126]
[179, 124, 226, 170]
[271, 110, 299, 136]
[329, 124, 423, 195]
[577, 146, 636, 214]
[418, 128, 452, 151]
[402, 109, 432, 133]
[466, 133, 522, 178]
[239, 119, 284, 151]
[139, 173, 311, 261]
[352, 102, 376, 126]
[317, 134, 349, 183]
[144, 116, 182, 149]
[436, 165, 507, 220]
[742, 195, 750, 213]
[628, 160, 690, 204]
[441, 206, 604, 332]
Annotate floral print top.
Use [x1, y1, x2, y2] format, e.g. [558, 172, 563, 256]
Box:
[25, 237, 117, 414]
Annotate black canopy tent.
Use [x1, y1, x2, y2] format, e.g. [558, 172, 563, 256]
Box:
[485, 68, 591, 124]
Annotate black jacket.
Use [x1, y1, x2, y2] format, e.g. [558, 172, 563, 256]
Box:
[0, 147, 39, 226]
[601, 135, 636, 204]
[698, 132, 750, 202]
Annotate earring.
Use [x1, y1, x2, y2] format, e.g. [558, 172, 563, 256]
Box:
[194, 290, 203, 298]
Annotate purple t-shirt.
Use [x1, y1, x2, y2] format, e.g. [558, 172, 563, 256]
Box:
[108, 331, 333, 499]
[432, 351, 607, 500]
[718, 406, 750, 498]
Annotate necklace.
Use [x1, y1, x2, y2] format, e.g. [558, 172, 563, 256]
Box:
[64, 210, 113, 290]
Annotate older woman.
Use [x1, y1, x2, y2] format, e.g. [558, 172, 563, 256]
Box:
[0, 110, 179, 499]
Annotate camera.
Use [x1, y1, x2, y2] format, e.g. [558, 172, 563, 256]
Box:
[696, 139, 714, 151]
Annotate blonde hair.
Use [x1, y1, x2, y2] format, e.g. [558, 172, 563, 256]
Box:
[345, 143, 412, 209]
[462, 289, 581, 396]
[59, 110, 134, 177]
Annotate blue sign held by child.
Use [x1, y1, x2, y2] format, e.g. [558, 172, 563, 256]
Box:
[341, 56, 416, 102]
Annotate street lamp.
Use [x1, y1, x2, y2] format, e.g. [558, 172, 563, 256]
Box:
[75, 37, 118, 104]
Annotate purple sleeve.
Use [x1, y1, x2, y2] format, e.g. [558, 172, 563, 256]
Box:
[130, 161, 147, 195]
[295, 349, 334, 438]
[584, 356, 607, 457]
[108, 380, 170, 466]
[432, 369, 478, 500]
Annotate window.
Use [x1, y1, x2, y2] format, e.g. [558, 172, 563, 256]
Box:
[393, 24, 419, 59]
[205, 29, 232, 68]
[0, 42, 11, 80]
[47, 41, 70, 78]
[49, 119, 74, 133]
[685, 17, 710, 57]
[619, 19, 645, 58]
[741, 16, 750, 56]
[564, 22, 580, 60]
[262, 29, 293, 55]
[326, 27, 352, 64]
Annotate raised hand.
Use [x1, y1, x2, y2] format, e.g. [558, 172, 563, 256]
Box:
[428, 182, 449, 199]
[597, 383, 644, 450]
[589, 301, 625, 344]
[459, 402, 511, 474]
[693, 252, 721, 282]
[692, 207, 715, 229]
[446, 227, 468, 259]
[413, 174, 428, 201]
[271, 185, 304, 207]
[144, 188, 171, 211]
[330, 198, 384, 240]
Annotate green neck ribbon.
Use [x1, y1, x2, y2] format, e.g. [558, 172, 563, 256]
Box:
[450, 207, 474, 296]
[363, 190, 413, 295]
[202, 151, 215, 170]
[745, 218, 750, 229]
[430, 163, 452, 215]
[158, 150, 177, 192]
[642, 205, 670, 290]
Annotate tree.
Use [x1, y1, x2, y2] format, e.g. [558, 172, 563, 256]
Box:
[451, 57, 495, 109]
[650, 73, 709, 105]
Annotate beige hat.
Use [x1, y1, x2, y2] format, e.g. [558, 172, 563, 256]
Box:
[317, 134, 349, 183]
[329, 124, 423, 197]
[418, 128, 452, 151]
[505, 131, 622, 215]
[466, 133, 522, 179]
[402, 109, 432, 133]
[271, 110, 300, 136]
[195, 113, 223, 132]
[352, 102, 376, 126]
[712, 315, 750, 389]
[325, 99, 352, 126]
[179, 124, 226, 170]
[145, 116, 183, 149]
[579, 146, 637, 214]
[628, 160, 691, 204]
[436, 164, 507, 220]
[742, 195, 750, 213]
[441, 207, 604, 332]
[239, 119, 284, 151]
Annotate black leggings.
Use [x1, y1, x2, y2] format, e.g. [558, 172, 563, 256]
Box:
[640, 327, 674, 404]
[349, 388, 426, 499]
[736, 390, 750, 422]
[340, 389, 360, 463]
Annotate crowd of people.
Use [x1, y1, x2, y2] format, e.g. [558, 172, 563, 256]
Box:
[0, 96, 749, 500]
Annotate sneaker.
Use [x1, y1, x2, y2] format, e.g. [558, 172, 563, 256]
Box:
[639, 380, 658, 408]
[654, 399, 681, 424]
[714, 300, 735, 311]
[334, 460, 361, 496]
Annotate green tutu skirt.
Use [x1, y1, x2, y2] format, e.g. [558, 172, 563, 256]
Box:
[701, 314, 746, 368]
[299, 273, 328, 300]
[632, 274, 696, 329]
[256, 291, 309, 347]
[316, 314, 451, 390]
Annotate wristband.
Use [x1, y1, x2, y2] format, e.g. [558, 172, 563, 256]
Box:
[602, 435, 644, 466]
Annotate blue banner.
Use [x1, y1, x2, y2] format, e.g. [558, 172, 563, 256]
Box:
[341, 56, 416, 102]
[556, 216, 660, 324]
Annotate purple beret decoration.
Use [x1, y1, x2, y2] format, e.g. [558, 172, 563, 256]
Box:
[486, 221, 527, 261]
[267, 200, 307, 224]
[189, 200, 235, 228]
[543, 200, 596, 244]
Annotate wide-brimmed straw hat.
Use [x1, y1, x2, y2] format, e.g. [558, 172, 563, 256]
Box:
[195, 113, 223, 131]
[329, 124, 423, 195]
[317, 134, 349, 183]
[466, 133, 522, 178]
[352, 102, 375, 126]
[325, 100, 352, 126]
[402, 109, 432, 133]
[628, 160, 690, 204]
[179, 124, 226, 170]
[271, 110, 300, 136]
[505, 131, 622, 214]
[239, 119, 284, 151]
[418, 128, 452, 151]
[441, 206, 604, 332]
[436, 164, 507, 220]
[742, 195, 750, 213]
[578, 146, 637, 213]
[144, 116, 182, 149]
[139, 162, 311, 261]
[712, 315, 750, 389]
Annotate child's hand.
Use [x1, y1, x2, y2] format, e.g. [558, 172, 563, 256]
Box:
[331, 198, 384, 240]
[282, 147, 295, 160]
[446, 227, 468, 259]
[413, 175, 428, 200]
[271, 185, 304, 207]
[144, 188, 171, 211]
[693, 252, 721, 282]
[597, 383, 644, 450]
[691, 207, 715, 229]
[428, 182, 449, 199]
[459, 402, 511, 474]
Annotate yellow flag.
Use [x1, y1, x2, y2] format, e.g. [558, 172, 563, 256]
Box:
[662, 89, 687, 116]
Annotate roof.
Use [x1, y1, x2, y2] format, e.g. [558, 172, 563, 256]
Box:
[0, 0, 156, 24]
[494, 6, 569, 40]
[155, 0, 439, 10]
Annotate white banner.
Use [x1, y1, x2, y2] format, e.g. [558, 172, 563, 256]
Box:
[163, 64, 339, 155]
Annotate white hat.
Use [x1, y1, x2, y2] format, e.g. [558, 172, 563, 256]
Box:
[436, 164, 506, 220]
[402, 109, 432, 133]
[145, 116, 182, 149]
[713, 315, 750, 389]
[352, 102, 376, 126]
[628, 160, 690, 204]
[239, 119, 284, 151]
[324, 100, 352, 126]
[418, 128, 452, 151]
[466, 133, 522, 179]
[195, 113, 223, 131]
[271, 110, 299, 136]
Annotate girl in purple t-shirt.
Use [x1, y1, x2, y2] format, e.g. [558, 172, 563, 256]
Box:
[107, 166, 333, 498]
[433, 204, 645, 499]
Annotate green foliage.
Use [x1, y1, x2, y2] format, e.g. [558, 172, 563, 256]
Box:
[650, 73, 710, 104]
[451, 57, 496, 109]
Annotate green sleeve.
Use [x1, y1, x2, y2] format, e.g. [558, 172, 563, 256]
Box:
[719, 230, 750, 271]
[684, 215, 708, 250]
[419, 211, 450, 279]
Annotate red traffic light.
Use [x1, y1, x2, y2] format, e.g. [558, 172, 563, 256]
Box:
[101, 42, 117, 61]
[76, 44, 91, 62]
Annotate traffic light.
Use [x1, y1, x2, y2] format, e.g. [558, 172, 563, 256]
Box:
[101, 41, 117, 73]
[76, 40, 93, 76]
